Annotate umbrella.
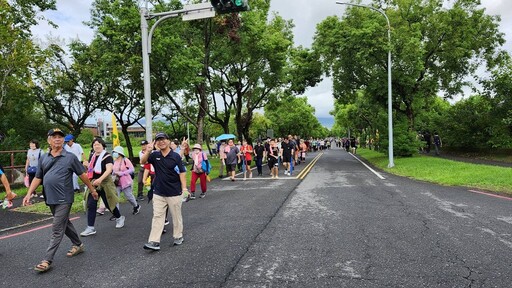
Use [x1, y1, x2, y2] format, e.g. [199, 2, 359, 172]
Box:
[215, 134, 236, 141]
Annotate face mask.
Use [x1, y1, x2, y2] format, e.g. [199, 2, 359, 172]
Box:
[112, 152, 119, 159]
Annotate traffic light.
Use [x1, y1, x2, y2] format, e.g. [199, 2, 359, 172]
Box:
[211, 0, 249, 14]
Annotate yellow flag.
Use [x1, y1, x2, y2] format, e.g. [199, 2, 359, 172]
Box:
[112, 114, 120, 147]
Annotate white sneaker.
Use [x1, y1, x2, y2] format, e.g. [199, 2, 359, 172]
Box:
[115, 215, 125, 228]
[80, 226, 96, 236]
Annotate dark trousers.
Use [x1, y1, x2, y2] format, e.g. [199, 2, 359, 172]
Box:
[87, 188, 121, 226]
[137, 168, 144, 197]
[256, 157, 263, 175]
[44, 204, 81, 262]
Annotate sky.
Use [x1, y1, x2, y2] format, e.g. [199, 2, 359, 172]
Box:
[31, 0, 512, 120]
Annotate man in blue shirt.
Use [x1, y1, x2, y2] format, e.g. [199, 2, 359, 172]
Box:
[141, 132, 189, 251]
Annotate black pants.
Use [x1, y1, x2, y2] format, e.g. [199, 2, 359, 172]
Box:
[87, 188, 121, 226]
[256, 157, 263, 175]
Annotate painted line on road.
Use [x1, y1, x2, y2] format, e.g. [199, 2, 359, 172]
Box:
[0, 216, 80, 240]
[468, 190, 512, 201]
[349, 153, 386, 180]
[296, 153, 323, 180]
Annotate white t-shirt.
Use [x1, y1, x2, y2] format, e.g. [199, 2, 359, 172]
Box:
[139, 150, 145, 167]
[64, 142, 84, 161]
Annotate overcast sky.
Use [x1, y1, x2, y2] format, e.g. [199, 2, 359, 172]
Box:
[32, 0, 512, 119]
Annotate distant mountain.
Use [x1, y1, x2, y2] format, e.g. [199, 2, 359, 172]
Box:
[317, 117, 334, 129]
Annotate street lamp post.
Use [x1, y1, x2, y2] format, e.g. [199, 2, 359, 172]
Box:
[140, 2, 215, 142]
[336, 2, 394, 168]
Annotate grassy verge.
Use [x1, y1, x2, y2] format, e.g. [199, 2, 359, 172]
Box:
[3, 155, 225, 214]
[357, 148, 512, 195]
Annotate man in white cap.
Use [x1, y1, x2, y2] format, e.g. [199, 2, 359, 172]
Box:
[64, 134, 85, 193]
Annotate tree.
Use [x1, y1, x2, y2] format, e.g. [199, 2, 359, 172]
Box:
[265, 95, 323, 138]
[32, 43, 105, 137]
[481, 55, 512, 147]
[0, 0, 58, 149]
[86, 0, 162, 157]
[314, 0, 505, 130]
[207, 0, 295, 142]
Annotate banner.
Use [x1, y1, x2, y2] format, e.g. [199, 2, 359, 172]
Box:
[111, 114, 120, 147]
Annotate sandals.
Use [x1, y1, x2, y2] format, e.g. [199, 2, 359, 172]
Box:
[34, 260, 51, 272]
[66, 243, 84, 257]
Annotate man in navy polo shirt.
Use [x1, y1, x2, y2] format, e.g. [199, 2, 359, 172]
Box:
[141, 132, 188, 251]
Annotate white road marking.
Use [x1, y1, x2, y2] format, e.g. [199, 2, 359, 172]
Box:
[349, 153, 385, 179]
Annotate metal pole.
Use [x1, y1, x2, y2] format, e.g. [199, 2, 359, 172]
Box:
[187, 122, 190, 141]
[141, 7, 153, 142]
[336, 2, 394, 167]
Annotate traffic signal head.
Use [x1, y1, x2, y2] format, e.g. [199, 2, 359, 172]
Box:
[211, 0, 249, 14]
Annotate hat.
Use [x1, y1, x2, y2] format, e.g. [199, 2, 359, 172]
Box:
[64, 134, 74, 142]
[47, 128, 66, 137]
[113, 146, 125, 156]
[155, 132, 169, 140]
[141, 140, 149, 145]
[192, 143, 202, 150]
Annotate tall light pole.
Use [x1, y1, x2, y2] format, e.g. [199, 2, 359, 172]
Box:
[140, 2, 215, 142]
[336, 2, 394, 168]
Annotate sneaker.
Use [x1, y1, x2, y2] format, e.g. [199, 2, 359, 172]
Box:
[96, 209, 105, 216]
[137, 195, 144, 201]
[189, 193, 196, 200]
[115, 215, 125, 228]
[199, 192, 206, 199]
[80, 227, 96, 237]
[164, 219, 169, 226]
[133, 205, 141, 215]
[162, 229, 167, 234]
[143, 241, 160, 251]
[39, 194, 45, 199]
[173, 237, 184, 246]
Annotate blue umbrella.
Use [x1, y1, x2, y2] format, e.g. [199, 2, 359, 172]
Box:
[215, 134, 236, 141]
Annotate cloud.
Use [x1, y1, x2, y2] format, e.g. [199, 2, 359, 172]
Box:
[31, 0, 94, 44]
[31, 0, 512, 121]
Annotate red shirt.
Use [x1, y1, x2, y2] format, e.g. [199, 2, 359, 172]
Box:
[241, 145, 253, 161]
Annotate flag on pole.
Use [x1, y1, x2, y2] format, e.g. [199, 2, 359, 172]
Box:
[111, 114, 120, 147]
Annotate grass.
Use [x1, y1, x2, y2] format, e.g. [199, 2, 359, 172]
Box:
[357, 148, 512, 195]
[3, 154, 225, 214]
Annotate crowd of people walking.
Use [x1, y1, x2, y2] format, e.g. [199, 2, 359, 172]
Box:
[1, 130, 347, 273]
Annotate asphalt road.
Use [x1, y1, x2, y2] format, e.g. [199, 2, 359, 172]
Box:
[1, 147, 512, 287]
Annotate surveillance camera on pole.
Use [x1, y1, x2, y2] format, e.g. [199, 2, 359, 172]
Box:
[211, 0, 250, 14]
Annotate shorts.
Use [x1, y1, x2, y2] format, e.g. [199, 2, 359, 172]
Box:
[268, 157, 278, 168]
[226, 164, 237, 172]
[245, 160, 252, 166]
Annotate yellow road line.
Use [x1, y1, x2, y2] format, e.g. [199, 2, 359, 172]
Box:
[296, 152, 323, 179]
